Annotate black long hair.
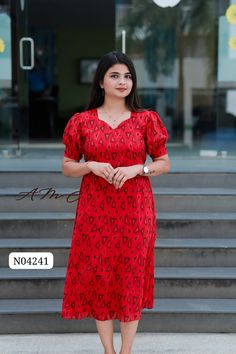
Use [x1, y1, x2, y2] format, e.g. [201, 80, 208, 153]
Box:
[85, 51, 144, 112]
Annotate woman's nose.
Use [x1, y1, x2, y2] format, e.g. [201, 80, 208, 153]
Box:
[118, 76, 126, 85]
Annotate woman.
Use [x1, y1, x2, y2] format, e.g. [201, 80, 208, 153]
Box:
[61, 51, 170, 354]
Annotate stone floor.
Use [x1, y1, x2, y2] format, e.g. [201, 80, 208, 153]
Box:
[0, 332, 236, 354]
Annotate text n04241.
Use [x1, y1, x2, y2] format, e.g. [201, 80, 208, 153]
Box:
[9, 252, 54, 269]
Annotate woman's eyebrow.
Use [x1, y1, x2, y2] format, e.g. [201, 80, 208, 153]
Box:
[109, 71, 131, 74]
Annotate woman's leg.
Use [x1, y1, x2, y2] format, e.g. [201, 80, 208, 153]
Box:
[119, 320, 139, 354]
[95, 319, 116, 354]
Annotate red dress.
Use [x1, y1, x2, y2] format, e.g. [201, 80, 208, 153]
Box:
[61, 108, 168, 322]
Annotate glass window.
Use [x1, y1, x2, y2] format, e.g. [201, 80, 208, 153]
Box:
[116, 0, 236, 157]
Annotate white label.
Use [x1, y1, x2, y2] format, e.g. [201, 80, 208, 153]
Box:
[200, 150, 218, 157]
[9, 252, 54, 269]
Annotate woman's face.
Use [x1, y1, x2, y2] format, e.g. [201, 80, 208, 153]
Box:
[100, 63, 133, 100]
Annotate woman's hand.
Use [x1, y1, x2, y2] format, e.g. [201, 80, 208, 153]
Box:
[87, 162, 143, 189]
[87, 161, 115, 184]
[112, 165, 143, 189]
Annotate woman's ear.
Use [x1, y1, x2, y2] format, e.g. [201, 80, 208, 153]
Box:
[99, 80, 104, 89]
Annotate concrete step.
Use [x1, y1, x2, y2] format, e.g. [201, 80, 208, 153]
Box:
[156, 173, 236, 188]
[0, 171, 81, 189]
[1, 266, 236, 299]
[1, 212, 236, 238]
[156, 268, 236, 299]
[0, 238, 70, 267]
[153, 188, 236, 213]
[1, 238, 236, 267]
[156, 238, 236, 266]
[0, 155, 236, 189]
[1, 298, 236, 333]
[1, 172, 236, 188]
[0, 188, 78, 212]
[158, 212, 236, 238]
[1, 187, 236, 212]
[0, 212, 74, 238]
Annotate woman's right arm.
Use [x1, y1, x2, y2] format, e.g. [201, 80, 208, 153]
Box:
[62, 157, 92, 178]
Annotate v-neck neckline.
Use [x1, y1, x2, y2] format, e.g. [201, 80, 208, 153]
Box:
[95, 108, 134, 131]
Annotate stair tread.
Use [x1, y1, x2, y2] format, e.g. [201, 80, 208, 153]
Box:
[0, 238, 70, 248]
[155, 267, 236, 279]
[0, 159, 62, 172]
[1, 298, 236, 314]
[157, 238, 236, 248]
[1, 266, 236, 279]
[1, 156, 236, 172]
[0, 212, 74, 220]
[0, 188, 80, 195]
[153, 188, 236, 195]
[0, 267, 66, 279]
[158, 212, 236, 220]
[0, 212, 236, 220]
[1, 187, 236, 195]
[1, 238, 236, 249]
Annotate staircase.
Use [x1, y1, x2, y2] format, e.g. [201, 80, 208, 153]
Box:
[0, 158, 236, 333]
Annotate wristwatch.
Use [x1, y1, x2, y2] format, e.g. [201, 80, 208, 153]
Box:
[143, 165, 150, 175]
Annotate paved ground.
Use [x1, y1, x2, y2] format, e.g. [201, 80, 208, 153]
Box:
[0, 333, 236, 354]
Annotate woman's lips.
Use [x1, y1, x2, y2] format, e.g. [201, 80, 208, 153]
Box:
[116, 88, 127, 92]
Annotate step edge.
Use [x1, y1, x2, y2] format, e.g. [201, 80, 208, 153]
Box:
[1, 298, 236, 314]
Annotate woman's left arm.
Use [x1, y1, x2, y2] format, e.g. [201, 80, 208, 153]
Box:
[112, 156, 170, 189]
[137, 154, 170, 177]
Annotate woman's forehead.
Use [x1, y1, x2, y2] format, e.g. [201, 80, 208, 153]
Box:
[106, 63, 130, 74]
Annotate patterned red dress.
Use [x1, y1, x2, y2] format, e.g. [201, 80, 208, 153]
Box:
[61, 108, 168, 322]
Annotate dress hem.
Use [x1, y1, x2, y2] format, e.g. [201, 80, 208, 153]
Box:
[61, 305, 154, 323]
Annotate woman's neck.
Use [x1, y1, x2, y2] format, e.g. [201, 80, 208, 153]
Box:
[102, 97, 128, 113]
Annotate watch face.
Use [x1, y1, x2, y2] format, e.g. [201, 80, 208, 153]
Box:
[144, 166, 149, 173]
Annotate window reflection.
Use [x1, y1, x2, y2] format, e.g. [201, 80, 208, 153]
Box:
[116, 0, 236, 155]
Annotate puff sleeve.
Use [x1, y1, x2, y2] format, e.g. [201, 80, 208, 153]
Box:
[62, 113, 83, 161]
[145, 111, 169, 159]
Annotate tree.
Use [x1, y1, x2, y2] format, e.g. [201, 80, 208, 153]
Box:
[117, 0, 216, 141]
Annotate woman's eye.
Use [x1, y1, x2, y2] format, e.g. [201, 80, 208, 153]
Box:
[110, 74, 132, 79]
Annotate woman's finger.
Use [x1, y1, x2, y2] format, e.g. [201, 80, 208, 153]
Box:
[118, 175, 126, 188]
